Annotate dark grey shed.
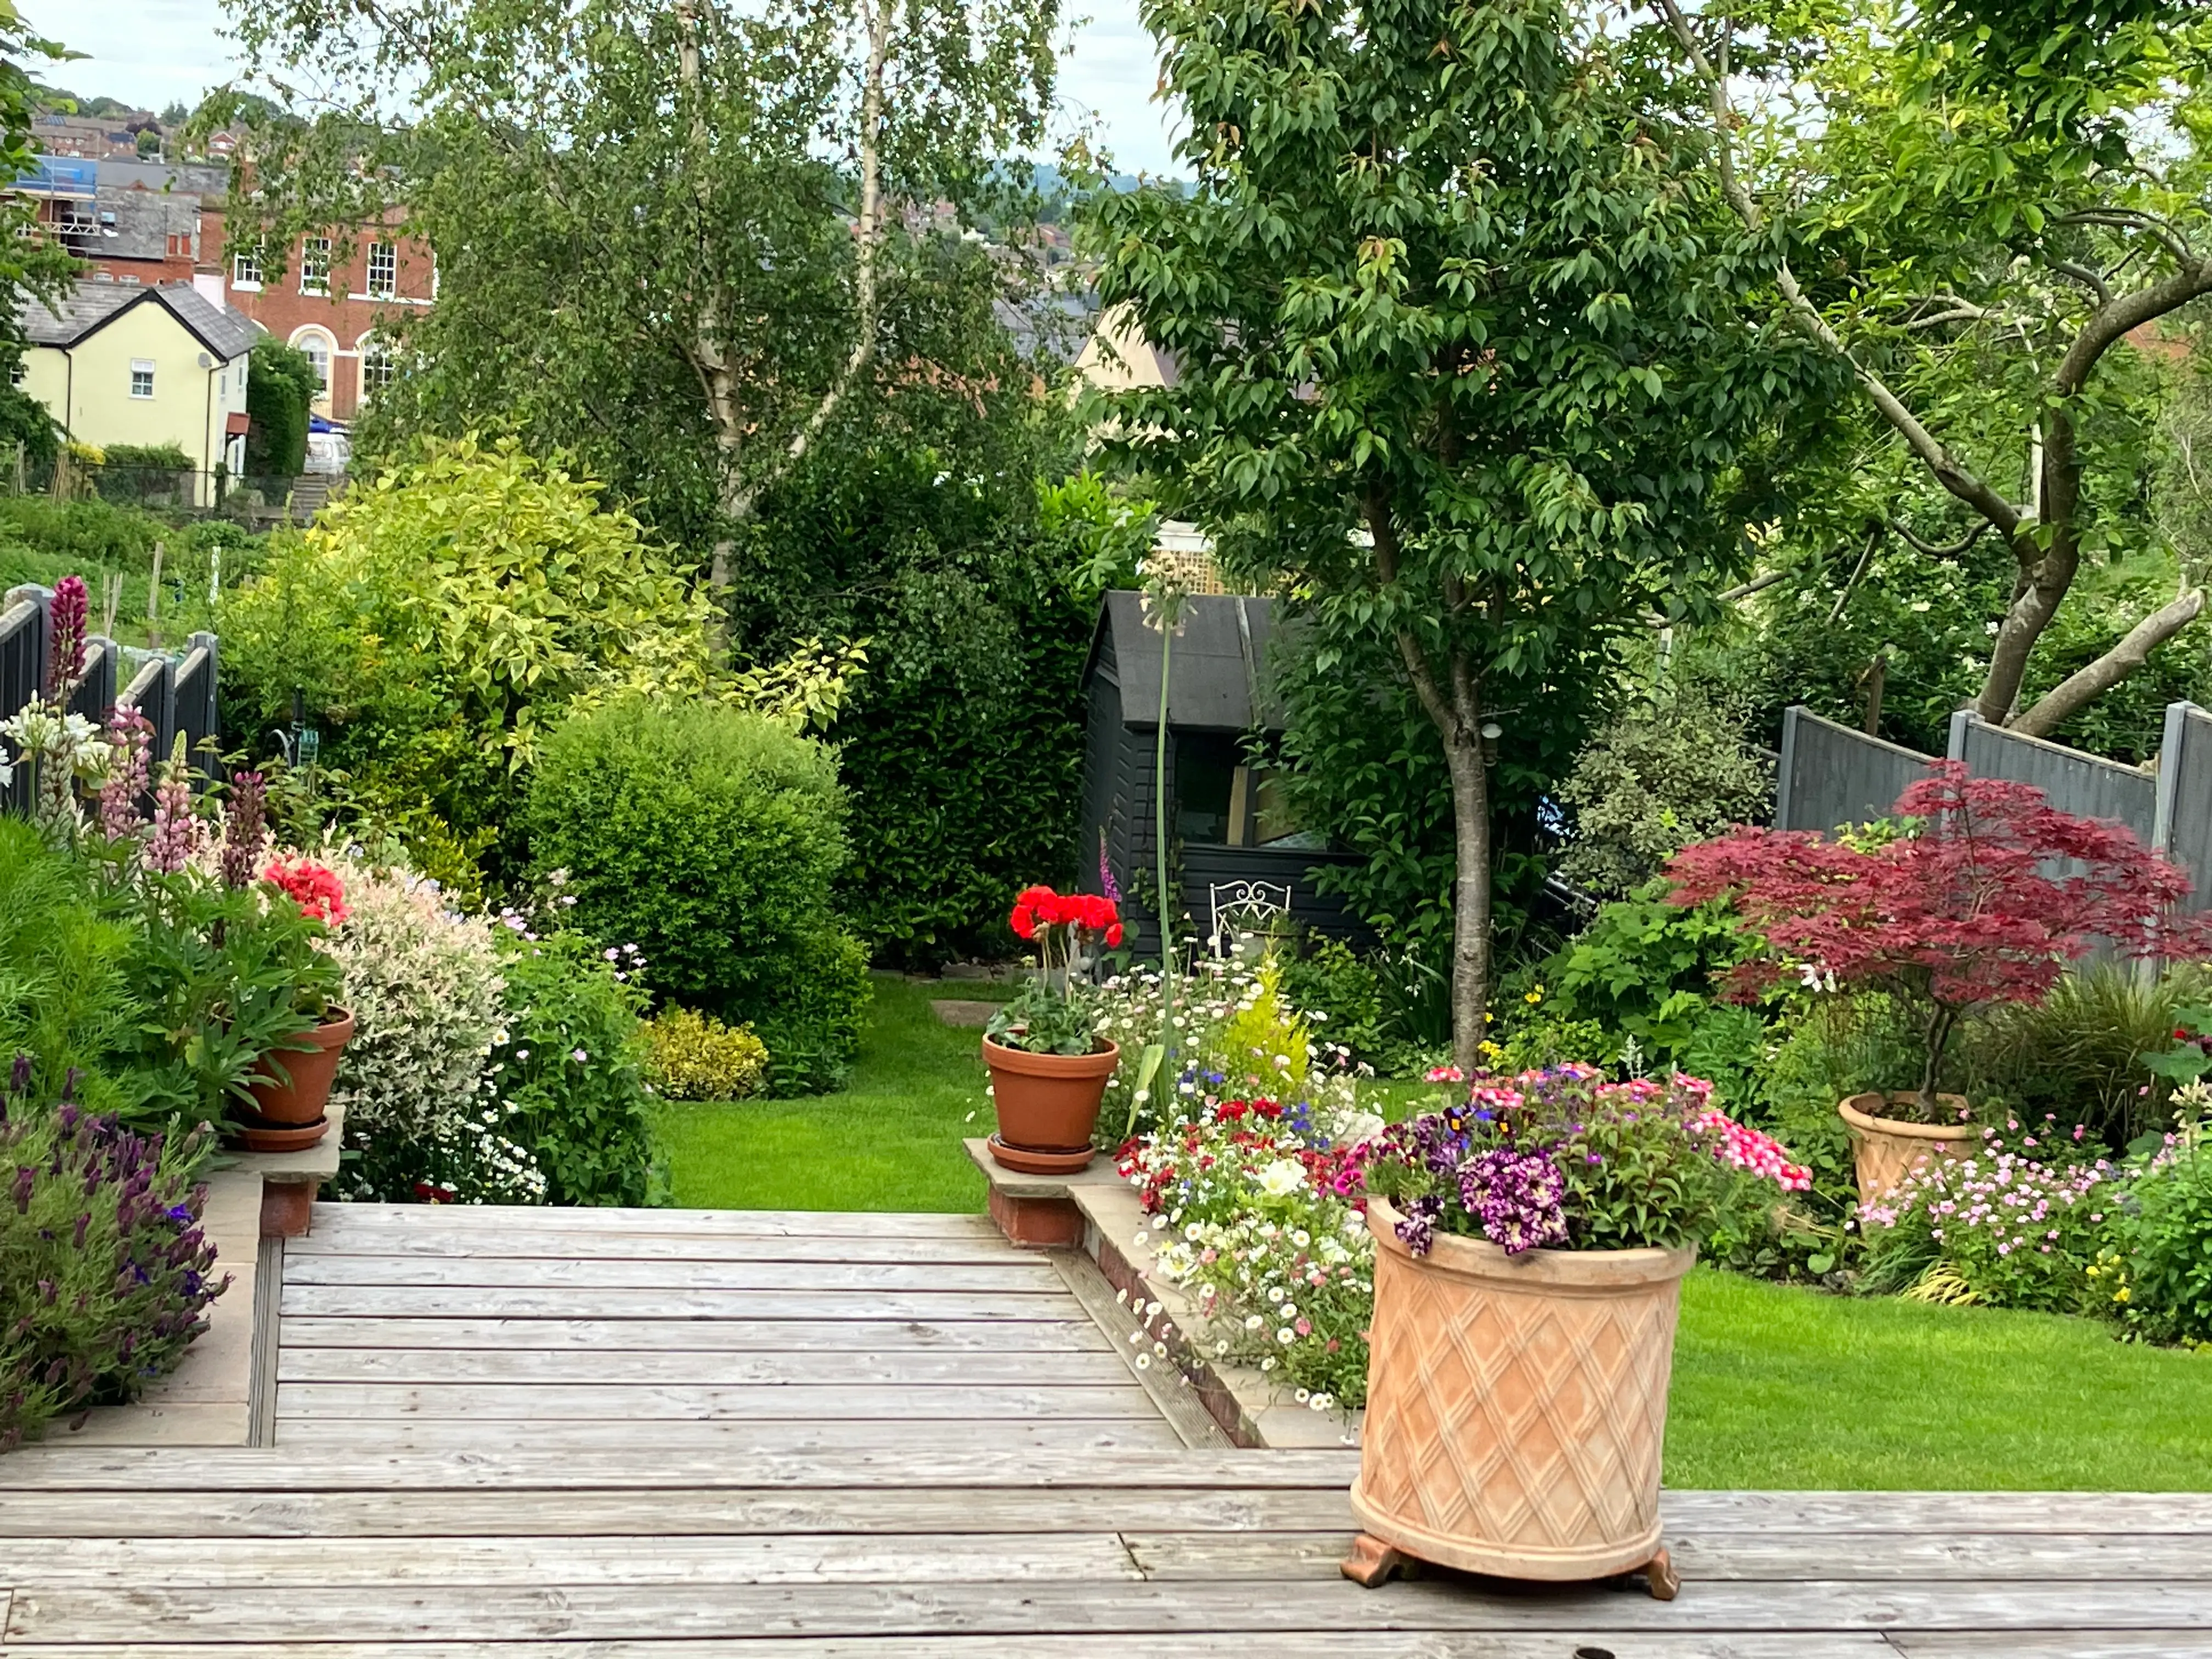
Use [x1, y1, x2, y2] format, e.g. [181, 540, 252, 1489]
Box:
[1078, 592, 1372, 946]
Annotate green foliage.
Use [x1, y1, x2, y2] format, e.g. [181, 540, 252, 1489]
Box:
[0, 377, 57, 474]
[1084, 0, 1832, 1055]
[218, 437, 716, 873]
[1556, 685, 1774, 900]
[521, 698, 870, 1094]
[1963, 964, 2209, 1149]
[99, 444, 193, 472]
[0, 8, 84, 350]
[0, 818, 132, 1113]
[244, 336, 315, 479]
[731, 432, 1096, 966]
[642, 1006, 768, 1103]
[1536, 886, 1757, 1058]
[2115, 1109, 2212, 1345]
[1, 1086, 225, 1452]
[109, 864, 340, 1133]
[486, 928, 657, 1207]
[323, 854, 539, 1205]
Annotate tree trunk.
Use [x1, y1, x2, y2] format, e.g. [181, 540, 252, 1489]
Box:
[1440, 716, 1493, 1076]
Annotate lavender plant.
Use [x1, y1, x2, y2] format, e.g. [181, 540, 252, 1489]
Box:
[1, 1058, 228, 1451]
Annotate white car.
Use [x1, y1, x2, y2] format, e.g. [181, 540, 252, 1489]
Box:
[304, 430, 352, 475]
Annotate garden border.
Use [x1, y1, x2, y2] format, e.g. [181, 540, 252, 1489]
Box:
[963, 1138, 1361, 1450]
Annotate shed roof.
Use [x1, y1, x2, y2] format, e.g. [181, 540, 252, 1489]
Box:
[20, 280, 257, 362]
[1085, 591, 1281, 732]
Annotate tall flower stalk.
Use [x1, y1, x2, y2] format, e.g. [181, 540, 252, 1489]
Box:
[45, 574, 87, 699]
[144, 734, 200, 876]
[99, 705, 154, 840]
[1139, 563, 1189, 1091]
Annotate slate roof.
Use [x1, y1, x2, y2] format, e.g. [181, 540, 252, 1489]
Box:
[93, 181, 196, 262]
[1085, 591, 1283, 732]
[20, 280, 258, 362]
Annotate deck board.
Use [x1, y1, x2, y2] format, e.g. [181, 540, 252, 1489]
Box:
[0, 1199, 2196, 1654]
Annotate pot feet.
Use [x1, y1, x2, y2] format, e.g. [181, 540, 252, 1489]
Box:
[1638, 1546, 1680, 1600]
[1339, 1533, 1412, 1587]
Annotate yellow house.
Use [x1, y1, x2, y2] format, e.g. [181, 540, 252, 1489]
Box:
[15, 280, 257, 507]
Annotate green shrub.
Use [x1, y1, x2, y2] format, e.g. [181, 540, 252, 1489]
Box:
[1535, 884, 1756, 1057]
[324, 853, 541, 1204]
[644, 1006, 769, 1102]
[218, 437, 716, 873]
[98, 443, 194, 471]
[488, 928, 657, 1206]
[244, 336, 316, 479]
[2114, 1104, 2212, 1346]
[0, 819, 133, 1113]
[522, 699, 871, 1093]
[1, 1077, 227, 1452]
[1556, 685, 1773, 900]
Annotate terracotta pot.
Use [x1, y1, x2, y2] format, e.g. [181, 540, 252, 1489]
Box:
[1838, 1092, 1975, 1207]
[1350, 1194, 1695, 1585]
[981, 1034, 1119, 1175]
[232, 1006, 356, 1154]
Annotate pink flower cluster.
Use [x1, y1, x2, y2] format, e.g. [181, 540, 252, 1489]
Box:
[1689, 1108, 1814, 1192]
[1859, 1119, 2110, 1255]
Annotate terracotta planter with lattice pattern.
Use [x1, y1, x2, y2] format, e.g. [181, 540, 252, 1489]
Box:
[1348, 1195, 1694, 1587]
[1838, 1092, 1974, 1207]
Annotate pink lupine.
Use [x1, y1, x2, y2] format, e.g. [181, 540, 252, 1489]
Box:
[98, 706, 154, 840]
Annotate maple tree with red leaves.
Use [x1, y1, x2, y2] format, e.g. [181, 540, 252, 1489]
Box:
[1666, 762, 2212, 1113]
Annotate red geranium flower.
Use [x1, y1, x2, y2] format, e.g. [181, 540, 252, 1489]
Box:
[263, 857, 349, 924]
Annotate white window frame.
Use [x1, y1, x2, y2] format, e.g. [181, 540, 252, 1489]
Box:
[358, 334, 396, 399]
[299, 236, 331, 295]
[366, 240, 397, 298]
[291, 327, 335, 396]
[232, 251, 262, 290]
[128, 359, 155, 399]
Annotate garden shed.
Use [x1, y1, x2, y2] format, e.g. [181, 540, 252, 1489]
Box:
[1079, 591, 1370, 947]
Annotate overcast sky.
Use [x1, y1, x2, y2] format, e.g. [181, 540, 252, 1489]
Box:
[19, 0, 1184, 176]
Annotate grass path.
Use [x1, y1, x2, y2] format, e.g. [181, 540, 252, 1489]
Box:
[658, 974, 2212, 1488]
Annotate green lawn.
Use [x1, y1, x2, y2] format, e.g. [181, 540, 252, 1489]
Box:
[658, 974, 2212, 1489]
[1668, 1267, 2212, 1489]
[653, 973, 1009, 1212]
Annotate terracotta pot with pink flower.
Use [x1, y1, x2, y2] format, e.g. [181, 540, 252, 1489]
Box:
[1345, 1066, 1813, 1599]
[230, 854, 358, 1153]
[982, 884, 1122, 1174]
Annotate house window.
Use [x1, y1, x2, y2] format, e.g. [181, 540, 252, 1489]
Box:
[366, 240, 397, 297]
[8, 360, 23, 387]
[359, 340, 396, 398]
[296, 334, 330, 391]
[129, 359, 155, 399]
[233, 251, 261, 287]
[300, 236, 330, 295]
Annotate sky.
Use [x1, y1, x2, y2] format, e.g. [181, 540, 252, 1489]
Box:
[19, 0, 1186, 176]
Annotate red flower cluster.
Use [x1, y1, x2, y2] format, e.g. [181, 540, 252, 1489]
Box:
[264, 857, 350, 926]
[1008, 883, 1123, 947]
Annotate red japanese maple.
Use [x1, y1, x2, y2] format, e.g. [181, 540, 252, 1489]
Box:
[1666, 762, 2212, 1108]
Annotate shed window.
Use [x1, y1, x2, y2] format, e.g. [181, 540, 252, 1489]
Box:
[128, 359, 154, 399]
[1174, 733, 1241, 845]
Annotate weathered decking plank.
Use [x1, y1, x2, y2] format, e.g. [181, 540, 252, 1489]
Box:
[302, 1205, 1001, 1237]
[10, 1577, 2210, 1642]
[277, 1316, 1116, 1351]
[276, 1347, 1137, 1386]
[279, 1256, 1066, 1292]
[276, 1286, 1081, 1319]
[0, 1636, 1900, 1659]
[271, 1381, 1166, 1420]
[286, 1231, 1029, 1265]
[264, 1419, 1187, 1455]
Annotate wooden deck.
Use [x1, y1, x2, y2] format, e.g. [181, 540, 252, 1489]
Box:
[1, 1201, 2205, 1655]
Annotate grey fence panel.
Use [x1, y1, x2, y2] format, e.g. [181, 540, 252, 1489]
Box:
[1947, 712, 2156, 844]
[65, 636, 117, 726]
[173, 633, 222, 787]
[2154, 702, 2212, 913]
[1773, 706, 1937, 834]
[0, 597, 40, 815]
[122, 654, 176, 771]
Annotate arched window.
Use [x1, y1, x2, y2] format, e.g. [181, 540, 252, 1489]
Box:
[288, 327, 335, 409]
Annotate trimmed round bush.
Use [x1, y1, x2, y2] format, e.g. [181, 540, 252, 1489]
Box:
[644, 1006, 769, 1102]
[523, 699, 871, 1093]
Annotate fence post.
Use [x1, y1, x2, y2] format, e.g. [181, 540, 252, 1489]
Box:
[1774, 706, 1802, 832]
[1946, 708, 1975, 763]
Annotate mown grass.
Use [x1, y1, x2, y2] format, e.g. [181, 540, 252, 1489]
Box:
[659, 975, 2212, 1489]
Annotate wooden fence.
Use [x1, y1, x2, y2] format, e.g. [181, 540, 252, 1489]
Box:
[1775, 702, 2212, 910]
[0, 583, 221, 810]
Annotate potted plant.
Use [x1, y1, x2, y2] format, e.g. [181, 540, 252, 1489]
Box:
[1347, 1065, 1810, 1597]
[1667, 762, 2212, 1203]
[103, 754, 354, 1150]
[982, 884, 1123, 1173]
